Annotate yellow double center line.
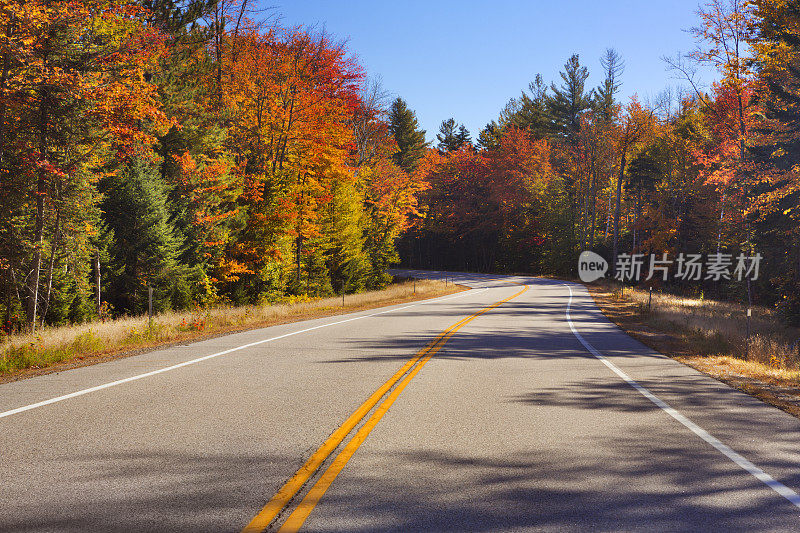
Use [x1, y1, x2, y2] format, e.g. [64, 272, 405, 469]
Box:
[243, 283, 528, 533]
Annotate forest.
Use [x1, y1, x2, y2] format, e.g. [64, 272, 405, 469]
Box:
[2, 0, 800, 334]
[401, 0, 800, 325]
[0, 0, 427, 333]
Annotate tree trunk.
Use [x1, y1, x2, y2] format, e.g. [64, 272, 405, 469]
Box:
[25, 24, 56, 332]
[40, 208, 61, 326]
[0, 31, 11, 165]
[589, 163, 597, 250]
[716, 191, 726, 254]
[632, 196, 637, 253]
[605, 175, 614, 239]
[213, 0, 225, 111]
[569, 181, 576, 254]
[612, 147, 627, 276]
[27, 91, 49, 332]
[295, 235, 303, 284]
[95, 251, 101, 317]
[582, 165, 591, 251]
[633, 189, 642, 254]
[27, 192, 44, 332]
[4, 270, 11, 330]
[295, 173, 307, 285]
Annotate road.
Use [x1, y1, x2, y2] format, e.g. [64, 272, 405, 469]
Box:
[2, 271, 800, 532]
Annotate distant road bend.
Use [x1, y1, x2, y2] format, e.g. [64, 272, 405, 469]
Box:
[2, 270, 800, 532]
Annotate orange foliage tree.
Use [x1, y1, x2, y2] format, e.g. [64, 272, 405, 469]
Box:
[0, 0, 167, 330]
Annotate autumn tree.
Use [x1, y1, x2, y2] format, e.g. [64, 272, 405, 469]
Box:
[349, 82, 429, 287]
[0, 4, 437, 329]
[408, 128, 554, 273]
[610, 99, 656, 273]
[0, 0, 166, 331]
[663, 0, 756, 261]
[747, 0, 800, 321]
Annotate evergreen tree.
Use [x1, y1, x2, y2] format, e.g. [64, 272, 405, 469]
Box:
[101, 159, 184, 315]
[595, 48, 624, 121]
[436, 118, 470, 152]
[455, 125, 472, 148]
[436, 118, 460, 152]
[150, 0, 228, 279]
[141, 0, 215, 34]
[477, 120, 502, 150]
[626, 148, 661, 193]
[509, 74, 551, 139]
[547, 54, 594, 139]
[388, 97, 428, 172]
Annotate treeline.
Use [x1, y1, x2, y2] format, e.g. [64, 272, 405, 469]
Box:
[401, 0, 800, 325]
[5, 0, 800, 332]
[0, 0, 428, 332]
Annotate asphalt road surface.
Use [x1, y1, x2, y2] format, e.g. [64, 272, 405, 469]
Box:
[2, 271, 800, 532]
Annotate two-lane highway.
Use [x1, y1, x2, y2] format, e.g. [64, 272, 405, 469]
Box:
[2, 271, 800, 531]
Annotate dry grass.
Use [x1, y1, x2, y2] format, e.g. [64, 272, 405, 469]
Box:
[0, 280, 460, 380]
[588, 282, 800, 417]
[616, 284, 800, 369]
[685, 355, 800, 383]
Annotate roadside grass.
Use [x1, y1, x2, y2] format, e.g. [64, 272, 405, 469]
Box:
[590, 281, 800, 390]
[0, 279, 459, 380]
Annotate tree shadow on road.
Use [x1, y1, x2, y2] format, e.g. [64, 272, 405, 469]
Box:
[301, 428, 800, 532]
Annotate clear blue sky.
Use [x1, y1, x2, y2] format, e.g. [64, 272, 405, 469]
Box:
[270, 0, 717, 142]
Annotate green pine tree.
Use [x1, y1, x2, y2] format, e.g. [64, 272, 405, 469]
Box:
[477, 120, 502, 150]
[102, 159, 185, 315]
[547, 54, 594, 139]
[388, 98, 428, 172]
[594, 48, 624, 121]
[455, 125, 472, 148]
[436, 118, 464, 152]
[508, 74, 552, 139]
[141, 0, 215, 34]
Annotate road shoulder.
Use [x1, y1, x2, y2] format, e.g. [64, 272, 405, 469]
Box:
[1, 282, 466, 385]
[587, 283, 800, 419]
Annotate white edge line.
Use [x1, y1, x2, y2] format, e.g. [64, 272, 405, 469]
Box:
[0, 286, 489, 420]
[564, 284, 800, 509]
